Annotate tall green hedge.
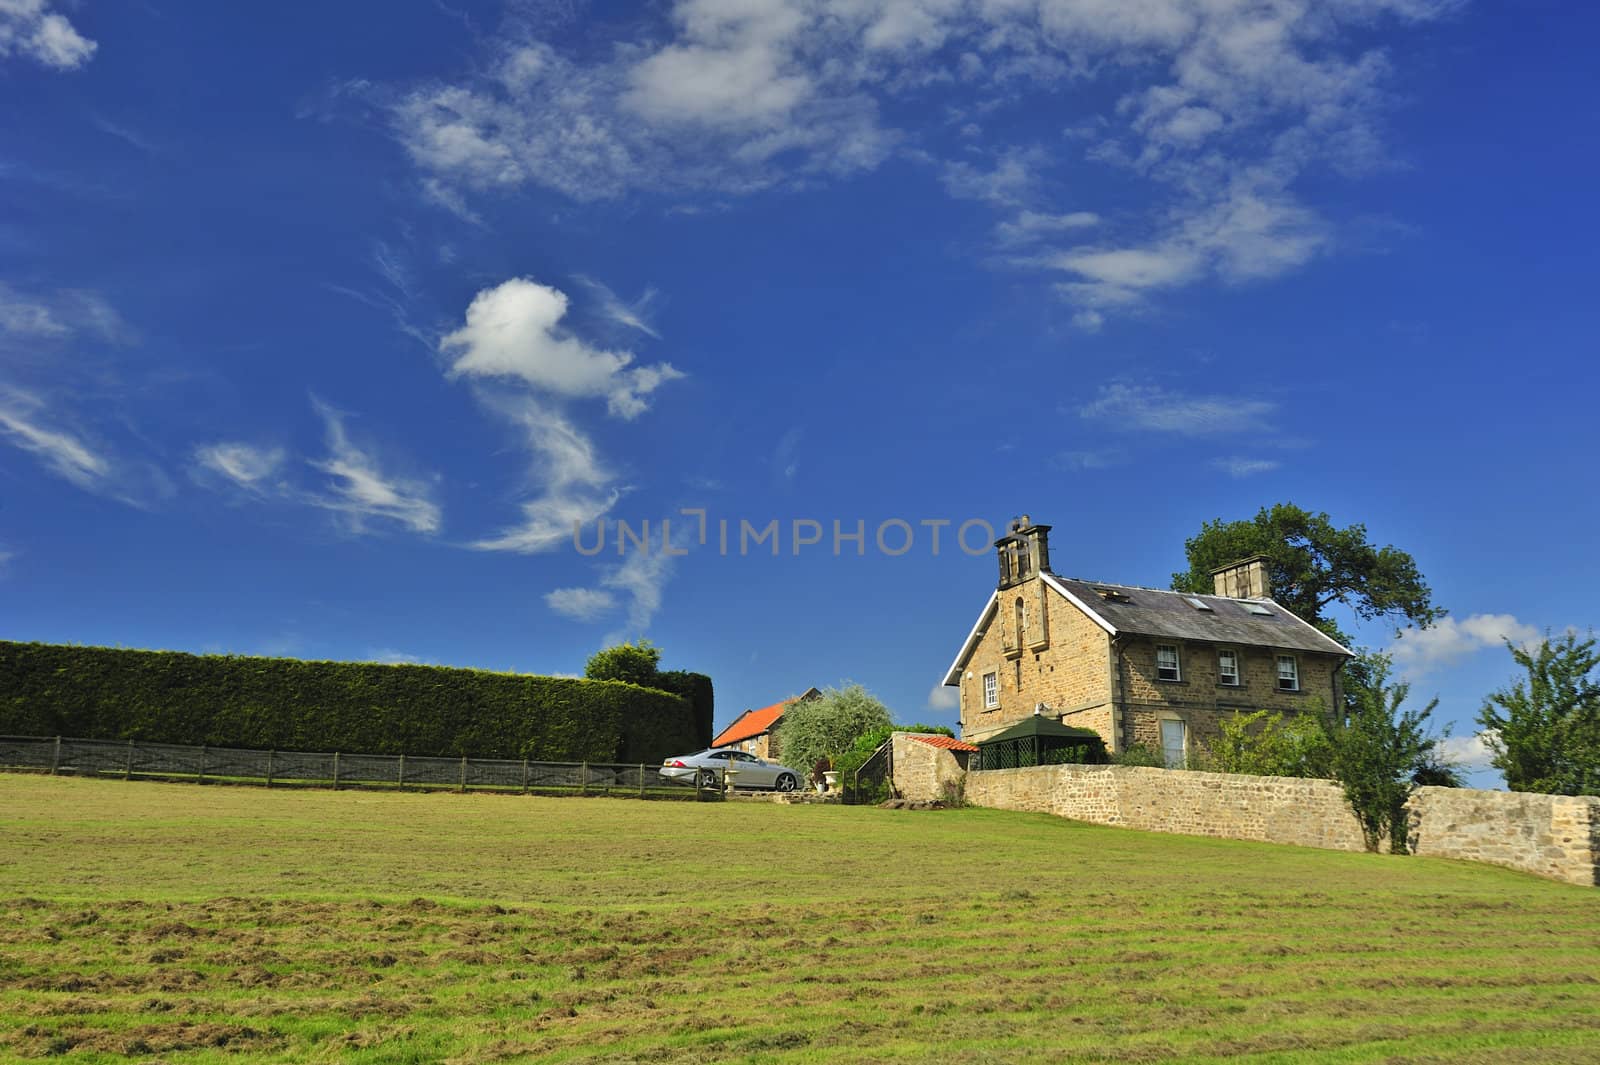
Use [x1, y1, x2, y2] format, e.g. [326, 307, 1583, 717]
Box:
[0, 641, 697, 763]
[656, 670, 714, 749]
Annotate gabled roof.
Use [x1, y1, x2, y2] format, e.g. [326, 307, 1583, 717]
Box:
[909, 733, 979, 753]
[1044, 575, 1353, 658]
[943, 572, 1351, 685]
[711, 687, 820, 747]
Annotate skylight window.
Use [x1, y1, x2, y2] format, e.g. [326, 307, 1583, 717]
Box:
[1183, 596, 1213, 612]
[1246, 604, 1273, 616]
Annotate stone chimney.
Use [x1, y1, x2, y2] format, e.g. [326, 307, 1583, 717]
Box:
[995, 515, 1052, 590]
[1211, 556, 1272, 599]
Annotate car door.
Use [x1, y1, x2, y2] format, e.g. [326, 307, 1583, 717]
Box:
[734, 751, 774, 787]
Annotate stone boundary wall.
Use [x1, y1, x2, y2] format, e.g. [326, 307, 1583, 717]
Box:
[890, 734, 968, 803]
[962, 764, 1372, 852]
[1407, 786, 1600, 886]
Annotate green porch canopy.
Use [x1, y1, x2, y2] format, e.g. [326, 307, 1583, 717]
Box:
[974, 714, 1108, 771]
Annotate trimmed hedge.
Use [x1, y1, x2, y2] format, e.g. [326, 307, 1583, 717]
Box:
[656, 670, 714, 749]
[0, 641, 697, 763]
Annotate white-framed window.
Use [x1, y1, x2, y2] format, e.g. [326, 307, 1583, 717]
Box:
[1276, 655, 1299, 691]
[982, 671, 999, 709]
[1156, 643, 1181, 682]
[1218, 649, 1240, 686]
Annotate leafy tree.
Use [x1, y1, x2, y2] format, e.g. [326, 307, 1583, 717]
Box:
[1204, 710, 1331, 778]
[584, 640, 662, 688]
[1319, 653, 1459, 853]
[1477, 631, 1600, 796]
[773, 684, 893, 781]
[1172, 503, 1442, 644]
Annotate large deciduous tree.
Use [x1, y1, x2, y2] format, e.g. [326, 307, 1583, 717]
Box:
[1171, 503, 1442, 644]
[1477, 632, 1600, 796]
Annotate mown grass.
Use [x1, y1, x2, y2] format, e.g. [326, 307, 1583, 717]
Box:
[1, 775, 1597, 1064]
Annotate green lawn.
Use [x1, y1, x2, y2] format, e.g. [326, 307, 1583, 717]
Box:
[2, 774, 1598, 1064]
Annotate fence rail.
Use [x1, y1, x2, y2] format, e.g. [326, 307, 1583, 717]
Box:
[0, 735, 717, 799]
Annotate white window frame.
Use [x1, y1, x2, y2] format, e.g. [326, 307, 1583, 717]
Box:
[1218, 649, 1240, 687]
[982, 671, 999, 709]
[1276, 655, 1300, 692]
[1156, 643, 1182, 682]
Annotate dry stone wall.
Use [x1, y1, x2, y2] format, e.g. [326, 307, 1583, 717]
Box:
[962, 763, 1370, 851]
[1407, 786, 1600, 886]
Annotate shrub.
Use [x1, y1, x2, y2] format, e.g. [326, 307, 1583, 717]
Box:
[1204, 710, 1331, 778]
[0, 640, 696, 763]
[1111, 743, 1168, 768]
[585, 641, 662, 688]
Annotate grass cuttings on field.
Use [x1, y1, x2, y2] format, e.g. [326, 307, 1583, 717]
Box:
[1, 776, 1597, 1065]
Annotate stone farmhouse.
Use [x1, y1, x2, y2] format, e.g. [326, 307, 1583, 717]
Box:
[942, 517, 1352, 766]
[710, 687, 821, 759]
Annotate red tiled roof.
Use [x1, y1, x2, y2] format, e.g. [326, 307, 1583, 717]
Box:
[711, 700, 790, 747]
[912, 734, 979, 753]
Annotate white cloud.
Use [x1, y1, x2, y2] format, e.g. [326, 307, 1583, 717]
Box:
[307, 399, 442, 536]
[601, 537, 679, 639]
[441, 278, 683, 420]
[1212, 456, 1280, 478]
[926, 684, 959, 711]
[0, 385, 110, 489]
[576, 275, 662, 340]
[1436, 732, 1497, 772]
[995, 210, 1100, 245]
[1080, 383, 1276, 435]
[0, 0, 96, 70]
[367, 648, 423, 665]
[1389, 614, 1542, 678]
[545, 586, 619, 622]
[941, 148, 1046, 207]
[0, 283, 131, 344]
[193, 442, 286, 492]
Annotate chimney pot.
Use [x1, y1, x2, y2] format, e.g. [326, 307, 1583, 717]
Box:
[1210, 555, 1272, 599]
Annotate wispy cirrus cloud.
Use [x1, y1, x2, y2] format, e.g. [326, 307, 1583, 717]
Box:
[0, 0, 96, 71]
[0, 385, 109, 489]
[1080, 383, 1276, 435]
[378, 0, 1453, 321]
[1212, 456, 1281, 478]
[307, 399, 442, 536]
[0, 282, 132, 345]
[193, 442, 286, 493]
[544, 586, 619, 622]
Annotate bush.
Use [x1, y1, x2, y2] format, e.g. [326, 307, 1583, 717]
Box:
[656, 670, 715, 750]
[585, 641, 662, 688]
[0, 640, 696, 763]
[1203, 710, 1330, 778]
[1111, 743, 1168, 768]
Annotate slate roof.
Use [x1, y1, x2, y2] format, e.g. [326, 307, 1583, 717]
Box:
[1044, 574, 1352, 657]
[943, 573, 1351, 686]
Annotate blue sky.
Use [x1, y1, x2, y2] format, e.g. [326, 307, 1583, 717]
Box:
[3, 0, 1596, 788]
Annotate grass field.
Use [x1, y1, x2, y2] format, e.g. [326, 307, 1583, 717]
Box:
[2, 775, 1598, 1064]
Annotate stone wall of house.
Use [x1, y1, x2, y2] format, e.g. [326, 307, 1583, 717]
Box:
[1406, 787, 1600, 886]
[891, 734, 969, 803]
[960, 578, 1112, 743]
[962, 763, 1371, 852]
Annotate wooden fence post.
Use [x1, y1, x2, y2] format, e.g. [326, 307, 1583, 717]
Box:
[398, 754, 406, 790]
[639, 763, 647, 799]
[50, 736, 61, 775]
[521, 758, 529, 795]
[266, 750, 275, 788]
[198, 745, 207, 785]
[124, 739, 134, 781]
[332, 751, 341, 790]
[580, 761, 588, 797]
[459, 755, 467, 794]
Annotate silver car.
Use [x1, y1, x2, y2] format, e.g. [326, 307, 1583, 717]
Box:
[660, 748, 803, 791]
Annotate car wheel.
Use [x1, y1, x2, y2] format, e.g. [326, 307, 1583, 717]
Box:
[775, 773, 797, 792]
[697, 769, 719, 789]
